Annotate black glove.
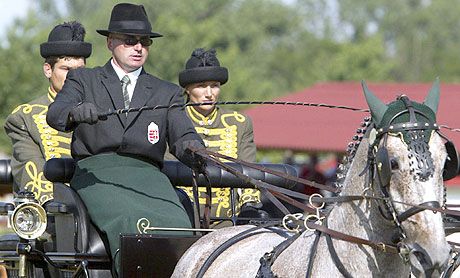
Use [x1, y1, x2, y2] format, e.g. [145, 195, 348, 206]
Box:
[180, 140, 207, 174]
[69, 102, 99, 125]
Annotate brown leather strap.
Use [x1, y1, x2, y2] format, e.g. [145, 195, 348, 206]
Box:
[191, 171, 203, 229]
[203, 185, 211, 229]
[193, 148, 460, 219]
[312, 195, 460, 218]
[194, 148, 340, 193]
[306, 221, 399, 254]
[325, 232, 353, 278]
[198, 151, 293, 215]
[270, 191, 320, 216]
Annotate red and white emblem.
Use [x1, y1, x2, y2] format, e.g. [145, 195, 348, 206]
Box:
[147, 122, 159, 144]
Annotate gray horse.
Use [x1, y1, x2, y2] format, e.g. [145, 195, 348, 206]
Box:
[173, 81, 451, 278]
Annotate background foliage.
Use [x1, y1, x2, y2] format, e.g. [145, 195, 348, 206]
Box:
[1, 0, 460, 153]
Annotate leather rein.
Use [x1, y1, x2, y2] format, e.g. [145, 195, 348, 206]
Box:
[190, 124, 460, 276]
[192, 148, 460, 221]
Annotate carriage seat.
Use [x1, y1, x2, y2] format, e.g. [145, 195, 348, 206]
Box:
[43, 158, 198, 228]
[44, 160, 196, 262]
[44, 158, 299, 189]
[52, 182, 109, 255]
[0, 158, 299, 276]
[45, 157, 299, 223]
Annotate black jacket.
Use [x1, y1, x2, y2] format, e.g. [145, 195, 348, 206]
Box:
[47, 61, 203, 168]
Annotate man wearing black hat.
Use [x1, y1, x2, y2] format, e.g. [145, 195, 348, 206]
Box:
[46, 3, 205, 273]
[4, 21, 92, 204]
[176, 48, 261, 225]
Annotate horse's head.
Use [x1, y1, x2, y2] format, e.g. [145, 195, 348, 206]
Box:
[363, 79, 457, 277]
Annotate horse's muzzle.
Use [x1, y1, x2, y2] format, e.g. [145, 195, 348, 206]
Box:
[407, 243, 450, 277]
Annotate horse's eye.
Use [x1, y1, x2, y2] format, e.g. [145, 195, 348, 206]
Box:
[390, 158, 399, 170]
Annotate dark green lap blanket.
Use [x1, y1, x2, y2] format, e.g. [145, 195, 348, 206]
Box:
[71, 153, 191, 266]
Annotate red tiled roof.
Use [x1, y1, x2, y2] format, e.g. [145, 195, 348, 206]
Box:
[243, 81, 460, 153]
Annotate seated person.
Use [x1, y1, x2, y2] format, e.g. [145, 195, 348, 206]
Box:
[46, 3, 205, 275]
[4, 21, 91, 204]
[167, 48, 261, 226]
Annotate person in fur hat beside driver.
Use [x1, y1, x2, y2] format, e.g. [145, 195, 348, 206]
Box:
[4, 21, 92, 204]
[177, 48, 265, 226]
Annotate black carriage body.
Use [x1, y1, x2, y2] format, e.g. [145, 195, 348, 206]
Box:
[0, 158, 298, 277]
[120, 234, 200, 277]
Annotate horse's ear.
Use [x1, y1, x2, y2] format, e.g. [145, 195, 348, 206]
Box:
[362, 80, 387, 125]
[423, 77, 440, 114]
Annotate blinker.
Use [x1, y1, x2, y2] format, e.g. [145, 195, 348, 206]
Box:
[376, 147, 392, 187]
[443, 140, 459, 181]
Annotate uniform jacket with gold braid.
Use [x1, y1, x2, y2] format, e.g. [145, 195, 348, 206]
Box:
[180, 106, 260, 218]
[4, 88, 72, 204]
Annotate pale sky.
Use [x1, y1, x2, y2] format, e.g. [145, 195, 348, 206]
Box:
[0, 0, 30, 38]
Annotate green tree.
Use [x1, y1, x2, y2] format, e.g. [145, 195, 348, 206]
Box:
[3, 0, 460, 154]
[332, 0, 460, 81]
[0, 0, 324, 154]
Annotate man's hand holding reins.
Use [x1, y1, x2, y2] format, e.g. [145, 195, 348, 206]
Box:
[69, 102, 99, 125]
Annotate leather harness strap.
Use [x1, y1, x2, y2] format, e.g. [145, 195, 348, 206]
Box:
[397, 201, 440, 222]
[306, 221, 399, 254]
[258, 187, 291, 215]
[310, 194, 460, 218]
[325, 233, 353, 278]
[196, 223, 278, 277]
[194, 148, 339, 193]
[305, 231, 322, 277]
[191, 170, 203, 229]
[256, 231, 301, 278]
[193, 147, 460, 219]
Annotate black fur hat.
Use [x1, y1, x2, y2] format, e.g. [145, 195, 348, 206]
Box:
[40, 21, 92, 58]
[96, 3, 162, 38]
[179, 48, 228, 88]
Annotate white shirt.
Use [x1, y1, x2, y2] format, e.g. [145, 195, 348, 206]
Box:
[110, 59, 142, 101]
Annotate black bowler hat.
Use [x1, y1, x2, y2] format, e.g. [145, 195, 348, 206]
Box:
[40, 21, 92, 58]
[97, 3, 162, 38]
[179, 48, 228, 88]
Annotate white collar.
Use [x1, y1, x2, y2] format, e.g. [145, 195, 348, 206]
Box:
[110, 59, 142, 82]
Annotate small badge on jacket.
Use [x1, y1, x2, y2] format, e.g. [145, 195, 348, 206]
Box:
[147, 122, 159, 144]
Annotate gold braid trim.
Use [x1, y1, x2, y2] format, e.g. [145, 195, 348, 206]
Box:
[182, 109, 260, 216]
[24, 161, 53, 204]
[181, 187, 232, 217]
[47, 87, 57, 101]
[187, 106, 218, 125]
[220, 112, 260, 205]
[11, 104, 47, 115]
[16, 97, 71, 160]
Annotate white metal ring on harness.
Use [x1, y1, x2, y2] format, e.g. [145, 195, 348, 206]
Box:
[282, 213, 303, 233]
[303, 193, 325, 232]
[309, 193, 325, 209]
[304, 213, 325, 232]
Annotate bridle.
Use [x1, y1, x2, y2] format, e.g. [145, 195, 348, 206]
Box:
[363, 95, 457, 275]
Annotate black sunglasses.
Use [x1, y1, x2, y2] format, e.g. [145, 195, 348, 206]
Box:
[113, 35, 153, 47]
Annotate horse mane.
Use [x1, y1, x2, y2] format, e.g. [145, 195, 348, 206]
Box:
[334, 116, 372, 192]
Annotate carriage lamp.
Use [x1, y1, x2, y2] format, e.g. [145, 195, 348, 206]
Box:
[9, 192, 47, 240]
